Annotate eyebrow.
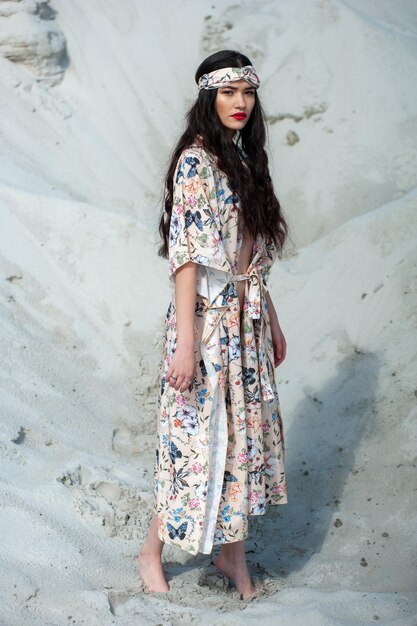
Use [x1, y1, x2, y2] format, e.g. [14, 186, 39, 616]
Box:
[219, 85, 255, 91]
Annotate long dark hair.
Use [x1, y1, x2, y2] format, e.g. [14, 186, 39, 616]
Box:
[157, 49, 289, 259]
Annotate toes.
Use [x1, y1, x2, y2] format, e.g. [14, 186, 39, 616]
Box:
[240, 591, 257, 602]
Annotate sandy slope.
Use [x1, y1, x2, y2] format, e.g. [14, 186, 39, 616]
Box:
[0, 0, 416, 624]
[1, 183, 416, 625]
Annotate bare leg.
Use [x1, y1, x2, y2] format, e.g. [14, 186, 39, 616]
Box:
[213, 539, 259, 600]
[137, 511, 169, 592]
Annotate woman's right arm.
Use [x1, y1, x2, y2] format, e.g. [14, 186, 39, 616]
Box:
[166, 148, 226, 392]
[165, 261, 197, 392]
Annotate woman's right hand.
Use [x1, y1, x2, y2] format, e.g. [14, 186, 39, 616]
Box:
[166, 344, 196, 392]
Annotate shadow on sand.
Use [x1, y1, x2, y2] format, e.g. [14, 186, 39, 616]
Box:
[249, 349, 379, 579]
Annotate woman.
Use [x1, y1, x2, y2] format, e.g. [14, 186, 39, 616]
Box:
[138, 50, 289, 601]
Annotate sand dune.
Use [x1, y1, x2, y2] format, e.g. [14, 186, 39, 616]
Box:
[0, 0, 416, 624]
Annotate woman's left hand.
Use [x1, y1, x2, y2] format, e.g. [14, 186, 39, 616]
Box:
[271, 322, 287, 367]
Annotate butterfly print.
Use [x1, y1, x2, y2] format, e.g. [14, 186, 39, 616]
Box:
[167, 521, 188, 540]
[168, 440, 183, 464]
[184, 156, 200, 178]
[242, 367, 256, 387]
[184, 209, 204, 232]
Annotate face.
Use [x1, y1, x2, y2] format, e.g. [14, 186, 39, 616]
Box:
[214, 79, 256, 140]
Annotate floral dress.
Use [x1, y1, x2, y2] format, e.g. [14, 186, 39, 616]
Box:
[153, 139, 288, 555]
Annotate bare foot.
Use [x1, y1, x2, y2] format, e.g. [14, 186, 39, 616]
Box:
[213, 554, 259, 601]
[137, 547, 169, 593]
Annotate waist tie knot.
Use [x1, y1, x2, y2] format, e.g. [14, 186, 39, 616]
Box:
[202, 267, 275, 402]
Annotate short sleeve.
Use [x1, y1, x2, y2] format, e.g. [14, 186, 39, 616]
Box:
[168, 149, 231, 282]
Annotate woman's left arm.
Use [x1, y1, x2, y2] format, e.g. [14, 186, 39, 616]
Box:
[265, 290, 287, 367]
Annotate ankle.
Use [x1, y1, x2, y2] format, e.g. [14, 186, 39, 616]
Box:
[139, 544, 162, 560]
[218, 550, 242, 566]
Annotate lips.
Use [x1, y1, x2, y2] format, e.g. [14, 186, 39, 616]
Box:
[231, 113, 246, 120]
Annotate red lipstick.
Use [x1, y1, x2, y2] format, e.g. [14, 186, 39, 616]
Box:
[231, 113, 246, 120]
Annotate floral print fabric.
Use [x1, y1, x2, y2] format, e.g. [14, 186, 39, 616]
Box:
[197, 64, 261, 91]
[153, 141, 288, 555]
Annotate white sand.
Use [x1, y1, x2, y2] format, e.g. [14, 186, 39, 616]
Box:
[0, 0, 416, 624]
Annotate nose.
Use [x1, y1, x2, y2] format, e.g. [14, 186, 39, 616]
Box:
[235, 91, 246, 109]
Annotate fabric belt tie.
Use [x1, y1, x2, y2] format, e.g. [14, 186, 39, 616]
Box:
[201, 268, 275, 402]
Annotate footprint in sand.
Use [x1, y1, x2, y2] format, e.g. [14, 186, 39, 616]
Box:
[57, 464, 150, 539]
[112, 426, 156, 457]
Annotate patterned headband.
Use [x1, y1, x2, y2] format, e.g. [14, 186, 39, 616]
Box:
[197, 65, 261, 91]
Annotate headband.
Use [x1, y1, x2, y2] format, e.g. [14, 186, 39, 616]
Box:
[197, 65, 260, 91]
